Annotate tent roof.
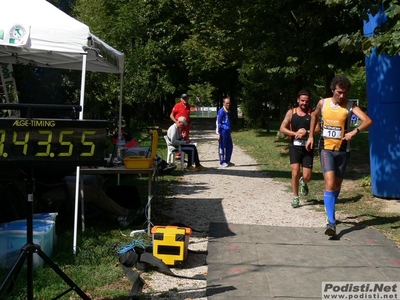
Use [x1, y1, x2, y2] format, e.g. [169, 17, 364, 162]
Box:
[0, 0, 124, 74]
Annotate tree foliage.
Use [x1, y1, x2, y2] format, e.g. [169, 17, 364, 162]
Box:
[321, 0, 400, 57]
[13, 0, 385, 127]
[178, 0, 363, 124]
[187, 83, 216, 107]
[72, 0, 192, 125]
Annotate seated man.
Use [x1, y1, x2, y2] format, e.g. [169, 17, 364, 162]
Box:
[65, 182, 143, 228]
[32, 167, 143, 228]
[166, 116, 207, 171]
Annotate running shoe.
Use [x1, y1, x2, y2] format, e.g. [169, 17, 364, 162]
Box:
[324, 222, 337, 236]
[291, 196, 300, 208]
[220, 162, 228, 168]
[186, 166, 199, 171]
[195, 164, 207, 171]
[299, 177, 309, 196]
[227, 162, 235, 166]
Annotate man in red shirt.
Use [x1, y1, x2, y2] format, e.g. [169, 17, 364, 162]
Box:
[170, 93, 191, 141]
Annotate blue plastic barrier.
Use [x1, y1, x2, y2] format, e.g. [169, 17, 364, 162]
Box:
[364, 10, 400, 198]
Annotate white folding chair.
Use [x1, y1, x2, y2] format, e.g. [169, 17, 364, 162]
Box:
[164, 135, 185, 170]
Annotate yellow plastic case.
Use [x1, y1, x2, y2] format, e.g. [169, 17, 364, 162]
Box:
[123, 130, 158, 169]
[151, 225, 192, 265]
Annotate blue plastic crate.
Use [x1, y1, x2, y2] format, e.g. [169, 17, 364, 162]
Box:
[0, 220, 55, 268]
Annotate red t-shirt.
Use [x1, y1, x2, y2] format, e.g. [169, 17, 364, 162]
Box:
[171, 102, 191, 122]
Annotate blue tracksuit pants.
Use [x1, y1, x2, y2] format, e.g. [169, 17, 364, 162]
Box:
[219, 130, 233, 164]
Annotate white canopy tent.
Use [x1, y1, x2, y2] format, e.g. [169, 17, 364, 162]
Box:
[0, 0, 124, 73]
[0, 0, 125, 254]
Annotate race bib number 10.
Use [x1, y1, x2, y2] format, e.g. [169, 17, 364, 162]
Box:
[322, 125, 342, 139]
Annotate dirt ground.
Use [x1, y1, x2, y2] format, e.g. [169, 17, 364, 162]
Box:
[140, 122, 329, 299]
[137, 119, 400, 299]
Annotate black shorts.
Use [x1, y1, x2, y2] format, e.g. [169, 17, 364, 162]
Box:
[289, 145, 315, 169]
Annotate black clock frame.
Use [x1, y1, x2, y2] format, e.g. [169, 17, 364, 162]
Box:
[0, 104, 107, 167]
[0, 118, 107, 167]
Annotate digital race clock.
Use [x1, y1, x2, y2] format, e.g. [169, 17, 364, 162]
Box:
[0, 118, 107, 166]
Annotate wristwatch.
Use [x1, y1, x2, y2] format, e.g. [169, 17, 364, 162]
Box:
[356, 128, 360, 133]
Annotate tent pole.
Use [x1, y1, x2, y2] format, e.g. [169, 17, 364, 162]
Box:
[119, 73, 123, 132]
[117, 73, 124, 185]
[73, 54, 88, 255]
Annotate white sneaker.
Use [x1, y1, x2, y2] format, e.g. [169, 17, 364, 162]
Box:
[220, 162, 228, 167]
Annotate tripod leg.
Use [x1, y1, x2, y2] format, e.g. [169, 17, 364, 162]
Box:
[0, 169, 90, 299]
[36, 247, 90, 300]
[0, 249, 27, 296]
[1, 244, 90, 299]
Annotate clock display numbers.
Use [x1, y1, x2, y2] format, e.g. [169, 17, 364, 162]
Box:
[0, 118, 107, 166]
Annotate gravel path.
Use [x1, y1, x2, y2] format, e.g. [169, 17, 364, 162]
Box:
[142, 127, 327, 299]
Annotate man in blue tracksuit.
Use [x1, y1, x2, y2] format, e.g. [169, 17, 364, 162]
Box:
[217, 97, 234, 167]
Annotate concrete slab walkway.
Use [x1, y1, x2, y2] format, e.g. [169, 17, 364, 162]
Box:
[207, 222, 400, 299]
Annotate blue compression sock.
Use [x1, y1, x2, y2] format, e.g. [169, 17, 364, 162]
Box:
[324, 190, 336, 224]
